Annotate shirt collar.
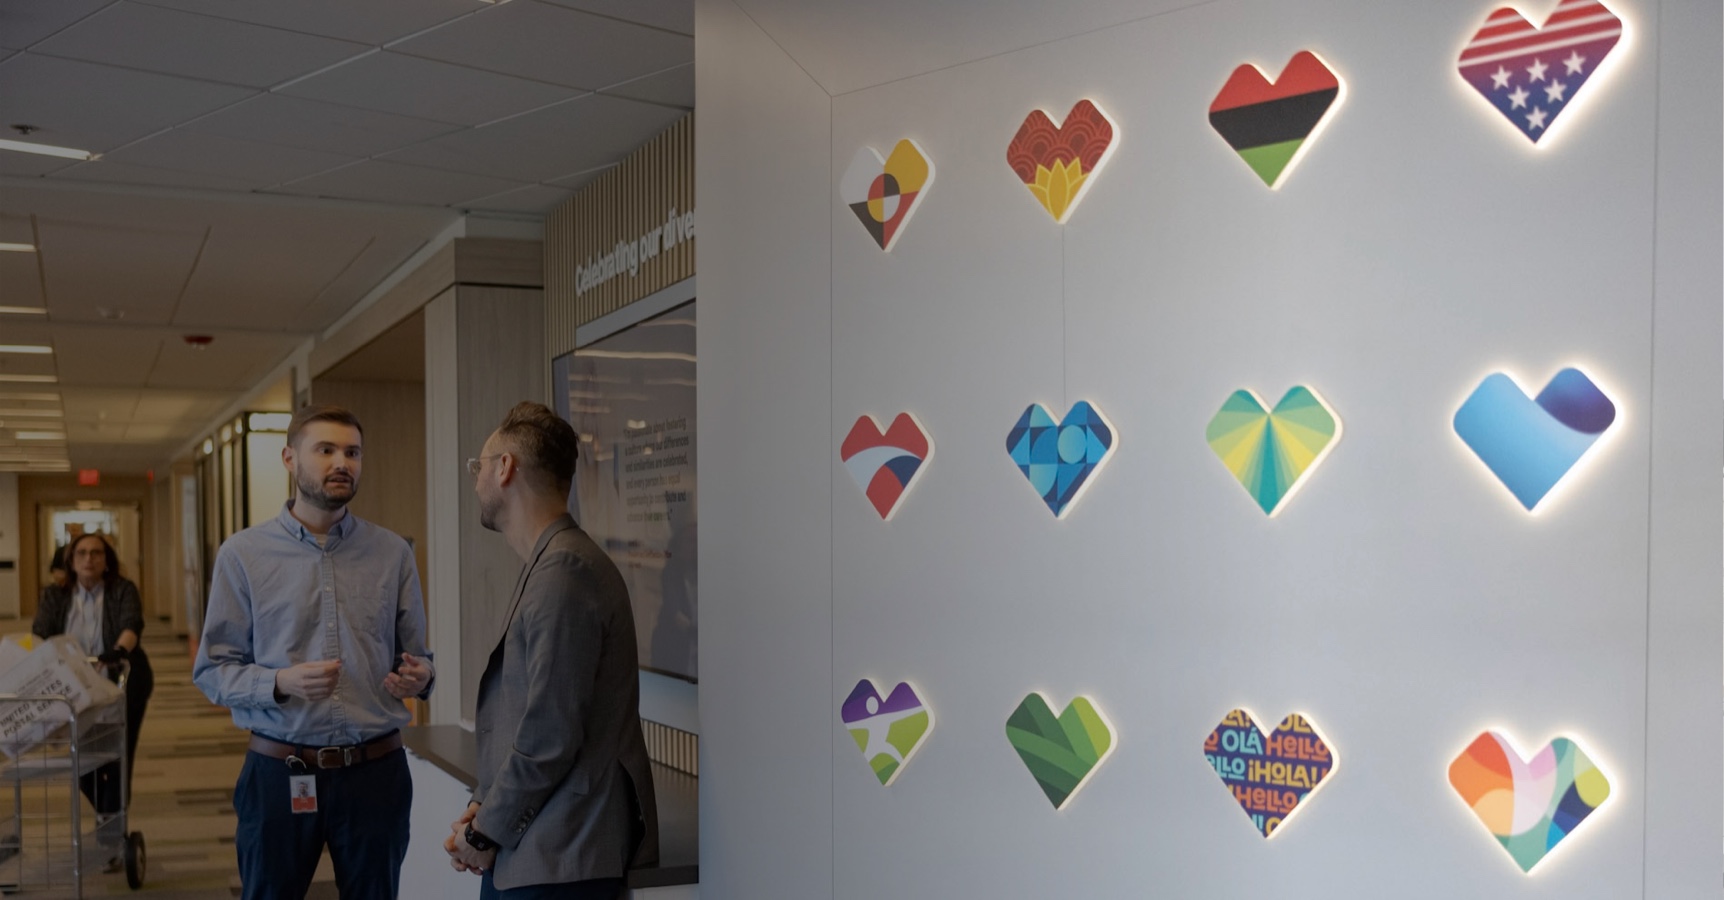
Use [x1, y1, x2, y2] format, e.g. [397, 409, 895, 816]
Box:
[277, 500, 356, 545]
[75, 582, 101, 602]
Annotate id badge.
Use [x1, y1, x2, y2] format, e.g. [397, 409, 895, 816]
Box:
[289, 775, 318, 814]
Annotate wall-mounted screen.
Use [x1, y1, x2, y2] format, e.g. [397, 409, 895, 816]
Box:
[553, 299, 697, 682]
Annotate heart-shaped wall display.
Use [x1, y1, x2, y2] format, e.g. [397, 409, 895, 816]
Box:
[1006, 401, 1115, 518]
[1005, 100, 1116, 223]
[1005, 693, 1115, 810]
[841, 680, 933, 787]
[841, 413, 932, 520]
[1457, 0, 1624, 144]
[1205, 386, 1340, 516]
[1452, 367, 1616, 511]
[1203, 709, 1336, 838]
[1208, 51, 1343, 188]
[840, 139, 933, 251]
[1448, 731, 1611, 873]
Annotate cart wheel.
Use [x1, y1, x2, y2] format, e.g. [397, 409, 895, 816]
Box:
[123, 831, 145, 890]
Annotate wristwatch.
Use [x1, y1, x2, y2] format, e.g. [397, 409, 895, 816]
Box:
[464, 822, 496, 853]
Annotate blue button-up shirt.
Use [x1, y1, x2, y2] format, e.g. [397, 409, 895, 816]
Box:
[192, 501, 433, 746]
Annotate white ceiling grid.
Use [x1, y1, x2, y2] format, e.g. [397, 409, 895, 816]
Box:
[0, 0, 694, 472]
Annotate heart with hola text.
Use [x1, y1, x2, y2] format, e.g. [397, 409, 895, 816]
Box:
[1204, 709, 1335, 838]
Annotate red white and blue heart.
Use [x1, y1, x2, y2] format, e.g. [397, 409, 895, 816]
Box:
[1457, 0, 1623, 143]
[841, 413, 932, 520]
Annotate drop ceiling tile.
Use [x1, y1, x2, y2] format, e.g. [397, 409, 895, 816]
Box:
[381, 94, 682, 183]
[183, 93, 460, 157]
[297, 231, 434, 328]
[274, 159, 526, 207]
[538, 0, 692, 35]
[545, 165, 612, 190]
[0, 150, 78, 177]
[59, 387, 141, 419]
[0, 322, 52, 345]
[147, 332, 301, 389]
[279, 51, 581, 127]
[131, 389, 229, 422]
[0, 0, 113, 50]
[0, 54, 255, 151]
[46, 159, 261, 192]
[0, 355, 57, 379]
[121, 422, 176, 441]
[33, 3, 369, 88]
[34, 219, 205, 325]
[0, 216, 31, 245]
[598, 63, 692, 108]
[0, 253, 46, 307]
[133, 0, 481, 44]
[175, 227, 377, 330]
[459, 183, 577, 215]
[392, 1, 692, 91]
[102, 130, 357, 185]
[44, 327, 160, 385]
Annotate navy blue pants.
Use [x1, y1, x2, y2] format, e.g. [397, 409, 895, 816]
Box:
[479, 872, 625, 900]
[233, 748, 411, 900]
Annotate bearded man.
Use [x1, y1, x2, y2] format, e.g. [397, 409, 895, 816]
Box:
[194, 405, 434, 900]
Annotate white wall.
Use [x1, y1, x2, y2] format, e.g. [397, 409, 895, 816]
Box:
[698, 0, 1721, 897]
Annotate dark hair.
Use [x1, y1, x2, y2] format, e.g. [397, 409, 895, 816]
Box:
[287, 404, 363, 449]
[48, 545, 66, 574]
[496, 401, 579, 492]
[66, 532, 120, 583]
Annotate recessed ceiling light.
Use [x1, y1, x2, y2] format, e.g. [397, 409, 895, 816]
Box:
[0, 307, 47, 316]
[0, 244, 35, 253]
[0, 392, 57, 401]
[0, 345, 52, 354]
[0, 409, 61, 417]
[0, 138, 97, 161]
[15, 432, 65, 441]
[0, 375, 57, 383]
[97, 307, 124, 321]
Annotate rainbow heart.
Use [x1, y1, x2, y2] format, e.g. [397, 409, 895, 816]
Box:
[841, 680, 933, 787]
[1457, 0, 1624, 144]
[841, 413, 932, 520]
[839, 139, 933, 251]
[1209, 51, 1343, 188]
[1203, 709, 1336, 838]
[1448, 731, 1611, 873]
[1005, 100, 1116, 223]
[1205, 386, 1340, 516]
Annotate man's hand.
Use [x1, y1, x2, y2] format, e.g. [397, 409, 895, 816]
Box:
[274, 660, 341, 702]
[383, 652, 432, 700]
[444, 802, 493, 874]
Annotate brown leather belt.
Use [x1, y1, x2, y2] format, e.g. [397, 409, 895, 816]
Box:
[248, 731, 402, 769]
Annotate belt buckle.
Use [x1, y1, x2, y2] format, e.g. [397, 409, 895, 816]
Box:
[315, 746, 349, 769]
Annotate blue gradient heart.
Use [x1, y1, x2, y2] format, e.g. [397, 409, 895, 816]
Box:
[1005, 401, 1115, 518]
[1453, 368, 1615, 511]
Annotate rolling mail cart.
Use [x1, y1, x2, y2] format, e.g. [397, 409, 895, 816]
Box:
[0, 636, 144, 895]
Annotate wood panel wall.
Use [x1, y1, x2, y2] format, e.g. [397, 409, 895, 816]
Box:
[546, 115, 694, 356]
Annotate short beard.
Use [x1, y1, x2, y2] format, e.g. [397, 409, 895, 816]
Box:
[478, 491, 502, 533]
[295, 468, 356, 512]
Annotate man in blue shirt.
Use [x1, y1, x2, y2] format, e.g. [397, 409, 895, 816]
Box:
[194, 405, 434, 900]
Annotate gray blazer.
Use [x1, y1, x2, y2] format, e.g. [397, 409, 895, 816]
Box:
[473, 515, 659, 890]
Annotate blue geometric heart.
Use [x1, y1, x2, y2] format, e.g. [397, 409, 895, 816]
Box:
[1006, 401, 1115, 517]
[1453, 368, 1616, 511]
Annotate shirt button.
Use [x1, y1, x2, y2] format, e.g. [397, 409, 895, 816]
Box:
[327, 623, 335, 630]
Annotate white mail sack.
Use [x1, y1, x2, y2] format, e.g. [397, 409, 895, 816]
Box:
[0, 636, 123, 757]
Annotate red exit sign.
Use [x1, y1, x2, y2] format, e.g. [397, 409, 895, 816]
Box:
[77, 469, 99, 487]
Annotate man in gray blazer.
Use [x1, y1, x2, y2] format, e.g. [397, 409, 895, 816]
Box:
[446, 402, 658, 899]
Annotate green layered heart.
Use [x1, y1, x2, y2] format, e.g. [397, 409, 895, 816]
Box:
[1006, 693, 1115, 810]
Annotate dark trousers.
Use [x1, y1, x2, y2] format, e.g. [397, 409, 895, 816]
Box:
[233, 747, 411, 900]
[479, 872, 626, 900]
[80, 654, 152, 815]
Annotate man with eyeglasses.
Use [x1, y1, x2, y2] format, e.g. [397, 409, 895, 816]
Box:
[445, 401, 658, 900]
[194, 405, 434, 900]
